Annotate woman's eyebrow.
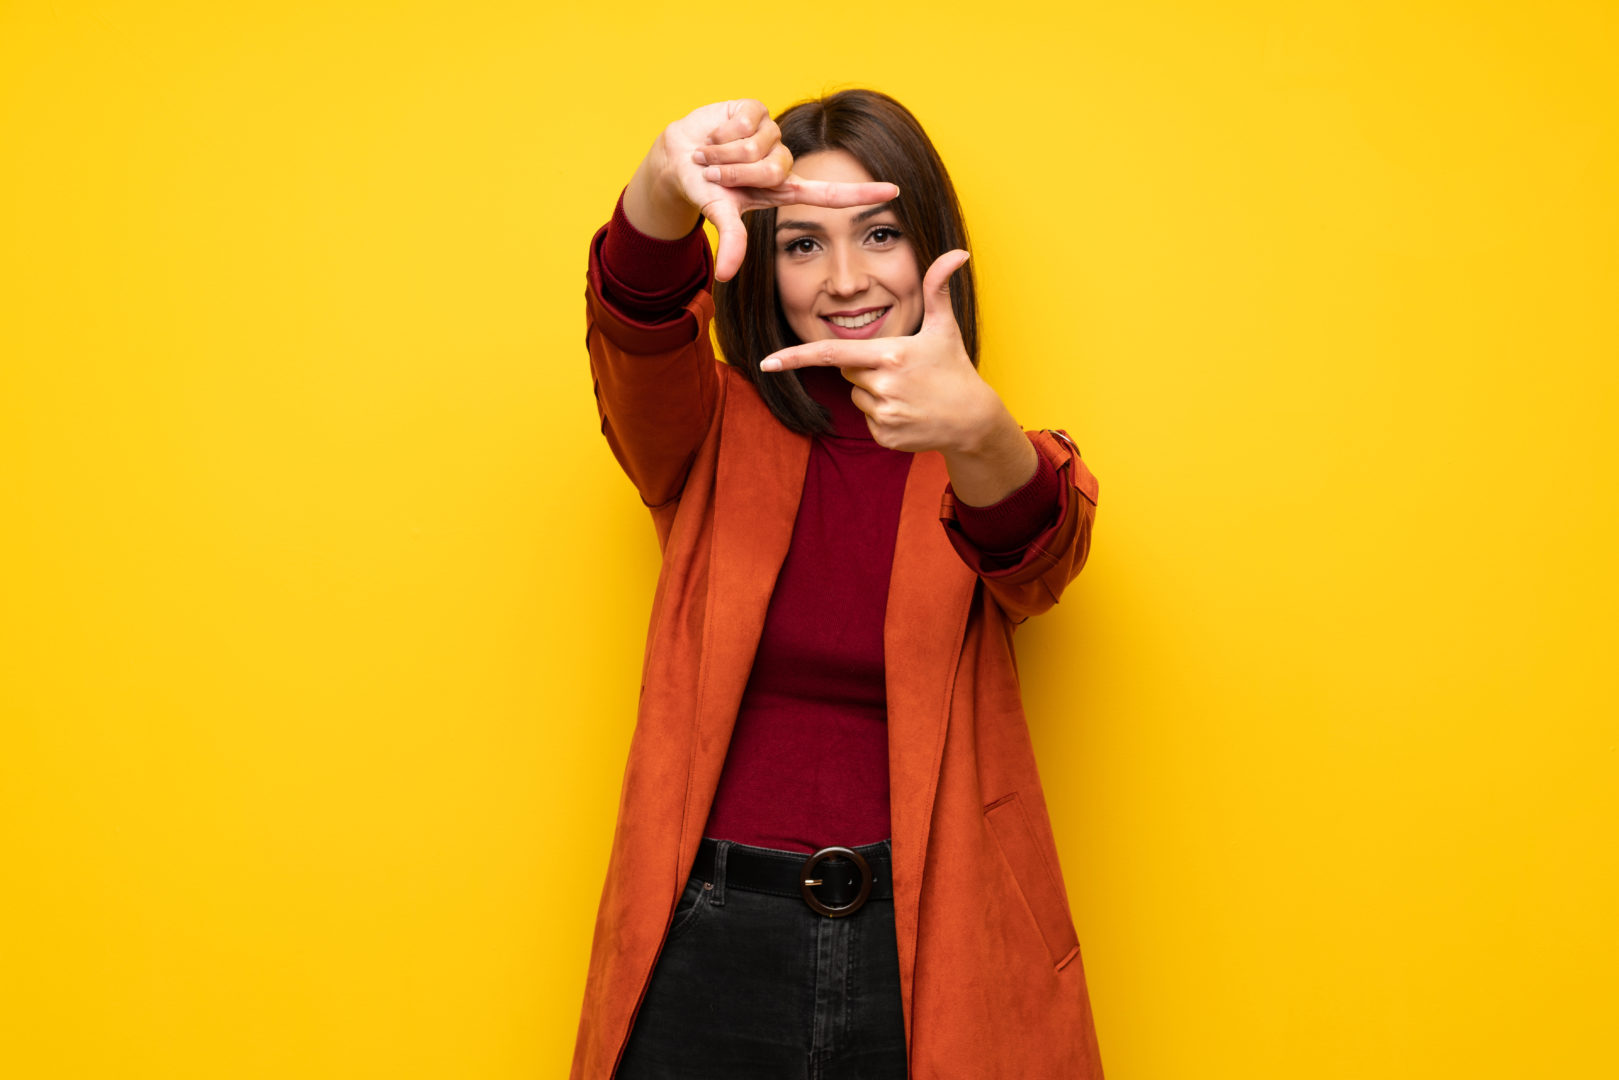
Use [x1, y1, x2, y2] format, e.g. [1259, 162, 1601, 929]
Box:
[776, 203, 897, 233]
[850, 204, 896, 224]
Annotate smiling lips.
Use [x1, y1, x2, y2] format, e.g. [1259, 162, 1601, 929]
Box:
[822, 306, 891, 338]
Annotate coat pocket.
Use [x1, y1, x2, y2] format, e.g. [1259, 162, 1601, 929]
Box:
[984, 792, 1082, 969]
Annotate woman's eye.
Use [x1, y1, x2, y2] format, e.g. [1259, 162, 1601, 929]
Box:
[868, 227, 901, 244]
[783, 237, 817, 255]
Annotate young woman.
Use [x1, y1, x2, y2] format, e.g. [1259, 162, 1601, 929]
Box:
[573, 90, 1104, 1080]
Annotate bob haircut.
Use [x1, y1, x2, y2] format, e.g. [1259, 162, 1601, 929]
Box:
[713, 89, 979, 436]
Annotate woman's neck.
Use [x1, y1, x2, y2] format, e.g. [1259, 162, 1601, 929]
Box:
[797, 366, 874, 440]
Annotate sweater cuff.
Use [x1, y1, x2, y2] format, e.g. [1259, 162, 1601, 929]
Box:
[949, 437, 1061, 555]
[599, 188, 710, 323]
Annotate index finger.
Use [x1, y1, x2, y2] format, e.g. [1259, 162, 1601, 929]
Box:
[778, 175, 901, 209]
[759, 338, 889, 372]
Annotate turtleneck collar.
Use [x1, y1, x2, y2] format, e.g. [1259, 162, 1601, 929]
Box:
[797, 366, 876, 441]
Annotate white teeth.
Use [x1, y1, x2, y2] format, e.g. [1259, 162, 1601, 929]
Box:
[826, 308, 887, 329]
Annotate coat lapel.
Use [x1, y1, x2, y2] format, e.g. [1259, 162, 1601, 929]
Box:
[885, 451, 978, 1021]
[677, 390, 810, 872]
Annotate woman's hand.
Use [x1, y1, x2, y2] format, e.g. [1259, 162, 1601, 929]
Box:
[759, 251, 1039, 505]
[623, 99, 900, 282]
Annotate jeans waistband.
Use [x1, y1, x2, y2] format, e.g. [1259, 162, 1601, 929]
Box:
[691, 837, 894, 913]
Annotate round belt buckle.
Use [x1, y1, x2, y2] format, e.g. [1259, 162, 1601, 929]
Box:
[799, 846, 873, 918]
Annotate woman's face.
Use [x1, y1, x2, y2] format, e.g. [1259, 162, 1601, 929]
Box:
[773, 150, 923, 345]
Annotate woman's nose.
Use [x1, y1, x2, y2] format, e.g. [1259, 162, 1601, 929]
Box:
[824, 247, 868, 297]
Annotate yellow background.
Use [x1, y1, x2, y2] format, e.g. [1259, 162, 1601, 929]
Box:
[3, 1, 1615, 1076]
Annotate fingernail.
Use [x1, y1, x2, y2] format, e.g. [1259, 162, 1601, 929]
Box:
[703, 166, 721, 182]
[692, 149, 707, 165]
[760, 356, 781, 371]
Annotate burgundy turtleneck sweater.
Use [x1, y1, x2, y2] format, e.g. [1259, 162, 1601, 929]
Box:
[597, 193, 1060, 852]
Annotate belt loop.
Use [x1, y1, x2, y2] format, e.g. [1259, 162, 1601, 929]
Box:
[710, 841, 730, 907]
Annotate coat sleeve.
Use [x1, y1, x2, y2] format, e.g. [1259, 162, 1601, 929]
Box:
[584, 223, 722, 509]
[939, 429, 1099, 623]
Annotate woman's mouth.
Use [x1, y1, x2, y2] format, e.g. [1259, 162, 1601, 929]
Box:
[821, 307, 891, 339]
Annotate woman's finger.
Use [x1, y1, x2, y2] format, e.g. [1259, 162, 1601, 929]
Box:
[847, 383, 883, 420]
[759, 337, 890, 372]
[920, 249, 971, 333]
[692, 118, 781, 166]
[701, 145, 793, 190]
[836, 365, 883, 396]
[777, 176, 901, 209]
[703, 98, 769, 146]
[703, 198, 749, 283]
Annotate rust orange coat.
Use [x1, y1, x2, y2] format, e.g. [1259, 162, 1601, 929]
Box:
[571, 233, 1105, 1079]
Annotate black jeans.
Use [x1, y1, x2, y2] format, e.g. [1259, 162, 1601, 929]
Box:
[615, 839, 908, 1080]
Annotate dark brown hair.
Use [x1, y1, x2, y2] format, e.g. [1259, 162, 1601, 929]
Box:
[713, 89, 979, 436]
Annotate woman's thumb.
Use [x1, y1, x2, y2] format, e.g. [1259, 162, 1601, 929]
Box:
[921, 249, 971, 331]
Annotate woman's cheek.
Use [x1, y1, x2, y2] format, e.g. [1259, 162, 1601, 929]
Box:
[777, 282, 820, 341]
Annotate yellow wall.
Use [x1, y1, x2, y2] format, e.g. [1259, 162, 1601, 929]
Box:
[3, 1, 1614, 1076]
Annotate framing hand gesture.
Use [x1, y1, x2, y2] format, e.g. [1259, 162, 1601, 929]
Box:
[625, 99, 900, 281]
[760, 251, 991, 452]
[761, 249, 1040, 503]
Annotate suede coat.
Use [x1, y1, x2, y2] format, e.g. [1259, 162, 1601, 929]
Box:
[571, 229, 1105, 1079]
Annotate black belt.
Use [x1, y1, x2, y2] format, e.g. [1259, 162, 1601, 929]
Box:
[691, 837, 892, 918]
